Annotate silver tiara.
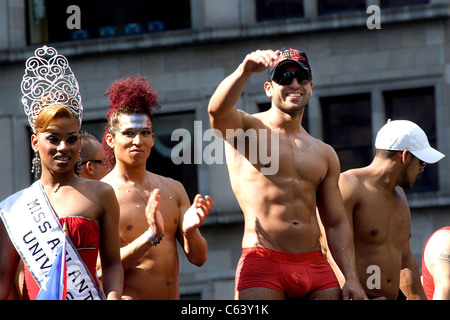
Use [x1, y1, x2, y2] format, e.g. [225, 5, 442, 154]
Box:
[21, 45, 83, 131]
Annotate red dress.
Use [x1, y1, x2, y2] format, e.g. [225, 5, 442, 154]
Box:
[22, 216, 100, 300]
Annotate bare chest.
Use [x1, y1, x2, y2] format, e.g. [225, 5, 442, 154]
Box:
[115, 182, 180, 243]
[45, 189, 100, 223]
[226, 130, 328, 186]
[353, 191, 411, 247]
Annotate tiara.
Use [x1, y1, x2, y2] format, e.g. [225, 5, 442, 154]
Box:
[21, 45, 83, 131]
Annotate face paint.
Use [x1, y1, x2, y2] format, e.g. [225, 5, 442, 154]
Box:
[116, 114, 153, 138]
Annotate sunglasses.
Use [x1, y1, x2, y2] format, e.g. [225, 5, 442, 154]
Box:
[272, 71, 312, 86]
[419, 160, 427, 169]
[81, 159, 105, 166]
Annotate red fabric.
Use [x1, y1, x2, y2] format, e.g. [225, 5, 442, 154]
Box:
[235, 247, 339, 298]
[421, 226, 450, 300]
[22, 216, 100, 300]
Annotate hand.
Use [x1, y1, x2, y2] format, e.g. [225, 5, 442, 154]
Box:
[145, 188, 164, 237]
[182, 195, 213, 235]
[241, 49, 280, 74]
[341, 278, 368, 300]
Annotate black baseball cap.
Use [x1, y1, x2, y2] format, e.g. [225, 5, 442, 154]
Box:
[267, 47, 312, 80]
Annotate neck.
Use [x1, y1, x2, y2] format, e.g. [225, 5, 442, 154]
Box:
[113, 161, 148, 183]
[367, 157, 401, 191]
[268, 106, 305, 133]
[40, 170, 77, 192]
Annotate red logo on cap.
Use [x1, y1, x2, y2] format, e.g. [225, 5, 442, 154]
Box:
[274, 48, 305, 65]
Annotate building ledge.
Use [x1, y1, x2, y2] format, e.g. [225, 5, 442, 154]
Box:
[1, 3, 449, 64]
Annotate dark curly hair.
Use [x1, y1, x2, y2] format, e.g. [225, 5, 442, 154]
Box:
[102, 76, 159, 170]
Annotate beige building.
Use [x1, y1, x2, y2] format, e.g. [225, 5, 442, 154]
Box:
[1, 0, 449, 299]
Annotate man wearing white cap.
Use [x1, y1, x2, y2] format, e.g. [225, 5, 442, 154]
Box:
[325, 120, 444, 300]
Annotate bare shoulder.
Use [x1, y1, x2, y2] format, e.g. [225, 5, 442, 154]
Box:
[101, 171, 117, 186]
[338, 168, 365, 202]
[429, 229, 450, 247]
[308, 137, 340, 169]
[150, 173, 186, 196]
[78, 177, 116, 198]
[394, 185, 409, 204]
[426, 228, 450, 266]
[340, 168, 363, 186]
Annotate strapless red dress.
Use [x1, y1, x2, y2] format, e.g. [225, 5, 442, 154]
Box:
[22, 216, 100, 300]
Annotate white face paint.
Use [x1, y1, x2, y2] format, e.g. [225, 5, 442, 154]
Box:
[117, 114, 153, 138]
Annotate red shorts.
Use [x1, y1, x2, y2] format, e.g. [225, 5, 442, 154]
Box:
[235, 247, 339, 298]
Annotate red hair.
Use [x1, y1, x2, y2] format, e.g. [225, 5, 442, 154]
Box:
[102, 76, 159, 169]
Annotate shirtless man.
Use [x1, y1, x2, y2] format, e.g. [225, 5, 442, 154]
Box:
[327, 120, 444, 299]
[208, 48, 365, 300]
[422, 226, 450, 299]
[101, 76, 213, 299]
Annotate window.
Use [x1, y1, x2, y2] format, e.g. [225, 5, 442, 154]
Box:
[383, 87, 438, 193]
[148, 112, 198, 202]
[380, 0, 429, 8]
[321, 94, 372, 172]
[256, 0, 304, 21]
[318, 0, 366, 15]
[27, 0, 191, 44]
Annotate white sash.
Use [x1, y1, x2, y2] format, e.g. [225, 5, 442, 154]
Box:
[0, 181, 103, 300]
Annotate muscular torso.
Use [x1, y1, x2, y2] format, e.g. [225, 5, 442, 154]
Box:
[225, 113, 331, 253]
[105, 172, 183, 299]
[346, 171, 411, 299]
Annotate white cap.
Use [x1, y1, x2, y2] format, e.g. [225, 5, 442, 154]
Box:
[375, 120, 445, 164]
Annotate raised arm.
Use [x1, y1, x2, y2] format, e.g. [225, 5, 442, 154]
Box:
[208, 49, 280, 136]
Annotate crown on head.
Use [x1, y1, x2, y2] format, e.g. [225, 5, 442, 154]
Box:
[21, 45, 83, 132]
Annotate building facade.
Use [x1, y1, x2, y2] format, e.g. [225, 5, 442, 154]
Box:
[1, 0, 449, 299]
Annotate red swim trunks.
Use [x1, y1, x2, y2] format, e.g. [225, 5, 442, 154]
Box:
[235, 247, 339, 298]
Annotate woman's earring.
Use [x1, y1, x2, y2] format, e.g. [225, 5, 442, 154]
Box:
[31, 152, 41, 179]
[75, 154, 82, 176]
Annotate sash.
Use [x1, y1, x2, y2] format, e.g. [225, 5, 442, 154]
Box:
[0, 181, 103, 300]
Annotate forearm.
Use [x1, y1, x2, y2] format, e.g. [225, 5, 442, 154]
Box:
[208, 65, 250, 122]
[182, 229, 208, 267]
[400, 264, 427, 300]
[101, 261, 124, 300]
[119, 233, 154, 271]
[325, 221, 359, 282]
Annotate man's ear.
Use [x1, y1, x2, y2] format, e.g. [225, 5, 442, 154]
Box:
[264, 81, 273, 98]
[401, 150, 409, 164]
[85, 161, 95, 176]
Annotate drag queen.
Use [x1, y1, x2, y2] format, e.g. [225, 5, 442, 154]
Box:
[0, 46, 123, 300]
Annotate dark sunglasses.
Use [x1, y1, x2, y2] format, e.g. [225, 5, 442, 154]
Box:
[81, 159, 105, 166]
[272, 71, 312, 86]
[419, 160, 427, 169]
